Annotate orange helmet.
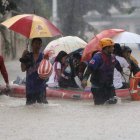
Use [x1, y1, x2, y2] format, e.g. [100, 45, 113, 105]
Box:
[99, 38, 114, 49]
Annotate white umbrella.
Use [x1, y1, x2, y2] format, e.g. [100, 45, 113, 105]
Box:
[113, 31, 140, 43]
[44, 36, 87, 57]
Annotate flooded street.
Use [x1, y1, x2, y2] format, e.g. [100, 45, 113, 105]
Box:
[0, 95, 140, 140]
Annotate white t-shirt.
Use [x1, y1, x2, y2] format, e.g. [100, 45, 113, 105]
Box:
[113, 56, 130, 89]
[47, 62, 61, 87]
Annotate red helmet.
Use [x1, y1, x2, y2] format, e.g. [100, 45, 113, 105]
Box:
[38, 59, 52, 79]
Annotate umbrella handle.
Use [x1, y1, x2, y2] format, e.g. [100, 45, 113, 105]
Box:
[26, 39, 29, 50]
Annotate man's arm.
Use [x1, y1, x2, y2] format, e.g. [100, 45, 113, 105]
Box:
[81, 54, 102, 88]
[0, 56, 9, 86]
[83, 66, 92, 81]
[20, 50, 29, 72]
[81, 66, 92, 88]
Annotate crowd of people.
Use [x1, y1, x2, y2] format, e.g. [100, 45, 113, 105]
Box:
[46, 38, 140, 105]
[1, 37, 140, 105]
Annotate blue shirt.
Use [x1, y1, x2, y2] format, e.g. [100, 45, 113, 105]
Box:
[89, 53, 103, 70]
[26, 52, 46, 94]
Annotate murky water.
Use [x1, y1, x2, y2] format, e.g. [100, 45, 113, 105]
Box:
[0, 95, 140, 140]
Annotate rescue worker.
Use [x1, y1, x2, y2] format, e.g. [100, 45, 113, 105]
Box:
[82, 38, 122, 105]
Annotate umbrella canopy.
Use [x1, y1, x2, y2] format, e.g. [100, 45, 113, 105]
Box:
[113, 31, 140, 43]
[1, 14, 62, 39]
[82, 29, 124, 61]
[44, 36, 87, 57]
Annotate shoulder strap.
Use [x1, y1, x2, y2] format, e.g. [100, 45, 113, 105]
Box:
[54, 62, 58, 81]
[54, 62, 58, 72]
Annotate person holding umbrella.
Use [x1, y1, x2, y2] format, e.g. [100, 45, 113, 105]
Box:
[1, 14, 62, 103]
[82, 38, 122, 105]
[20, 38, 47, 105]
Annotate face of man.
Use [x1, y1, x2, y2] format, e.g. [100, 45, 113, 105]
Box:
[108, 45, 114, 54]
[104, 45, 114, 55]
[32, 40, 42, 53]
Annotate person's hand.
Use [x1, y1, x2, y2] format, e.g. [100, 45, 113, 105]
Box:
[81, 79, 87, 88]
[3, 83, 11, 95]
[6, 83, 10, 90]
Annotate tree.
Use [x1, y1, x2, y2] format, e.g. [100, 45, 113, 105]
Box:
[12, 0, 52, 18]
[0, 0, 52, 58]
[0, 0, 17, 57]
[57, 0, 132, 40]
[0, 0, 17, 15]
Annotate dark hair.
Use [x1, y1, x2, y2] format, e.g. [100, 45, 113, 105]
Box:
[31, 38, 42, 44]
[55, 51, 68, 63]
[73, 53, 81, 60]
[113, 43, 122, 56]
[122, 46, 132, 53]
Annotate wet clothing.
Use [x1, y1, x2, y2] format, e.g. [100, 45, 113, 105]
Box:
[26, 52, 46, 104]
[47, 62, 61, 88]
[0, 55, 9, 84]
[89, 52, 122, 86]
[47, 61, 78, 88]
[88, 51, 122, 104]
[59, 76, 78, 88]
[113, 56, 130, 89]
[91, 85, 116, 105]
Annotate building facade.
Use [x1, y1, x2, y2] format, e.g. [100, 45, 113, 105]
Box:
[84, 0, 140, 38]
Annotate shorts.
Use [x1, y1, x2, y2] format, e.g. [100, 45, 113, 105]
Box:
[91, 86, 116, 105]
[26, 90, 47, 105]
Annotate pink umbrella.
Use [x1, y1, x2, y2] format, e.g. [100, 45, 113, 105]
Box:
[81, 29, 125, 61]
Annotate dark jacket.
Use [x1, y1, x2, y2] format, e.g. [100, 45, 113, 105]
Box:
[84, 51, 122, 87]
